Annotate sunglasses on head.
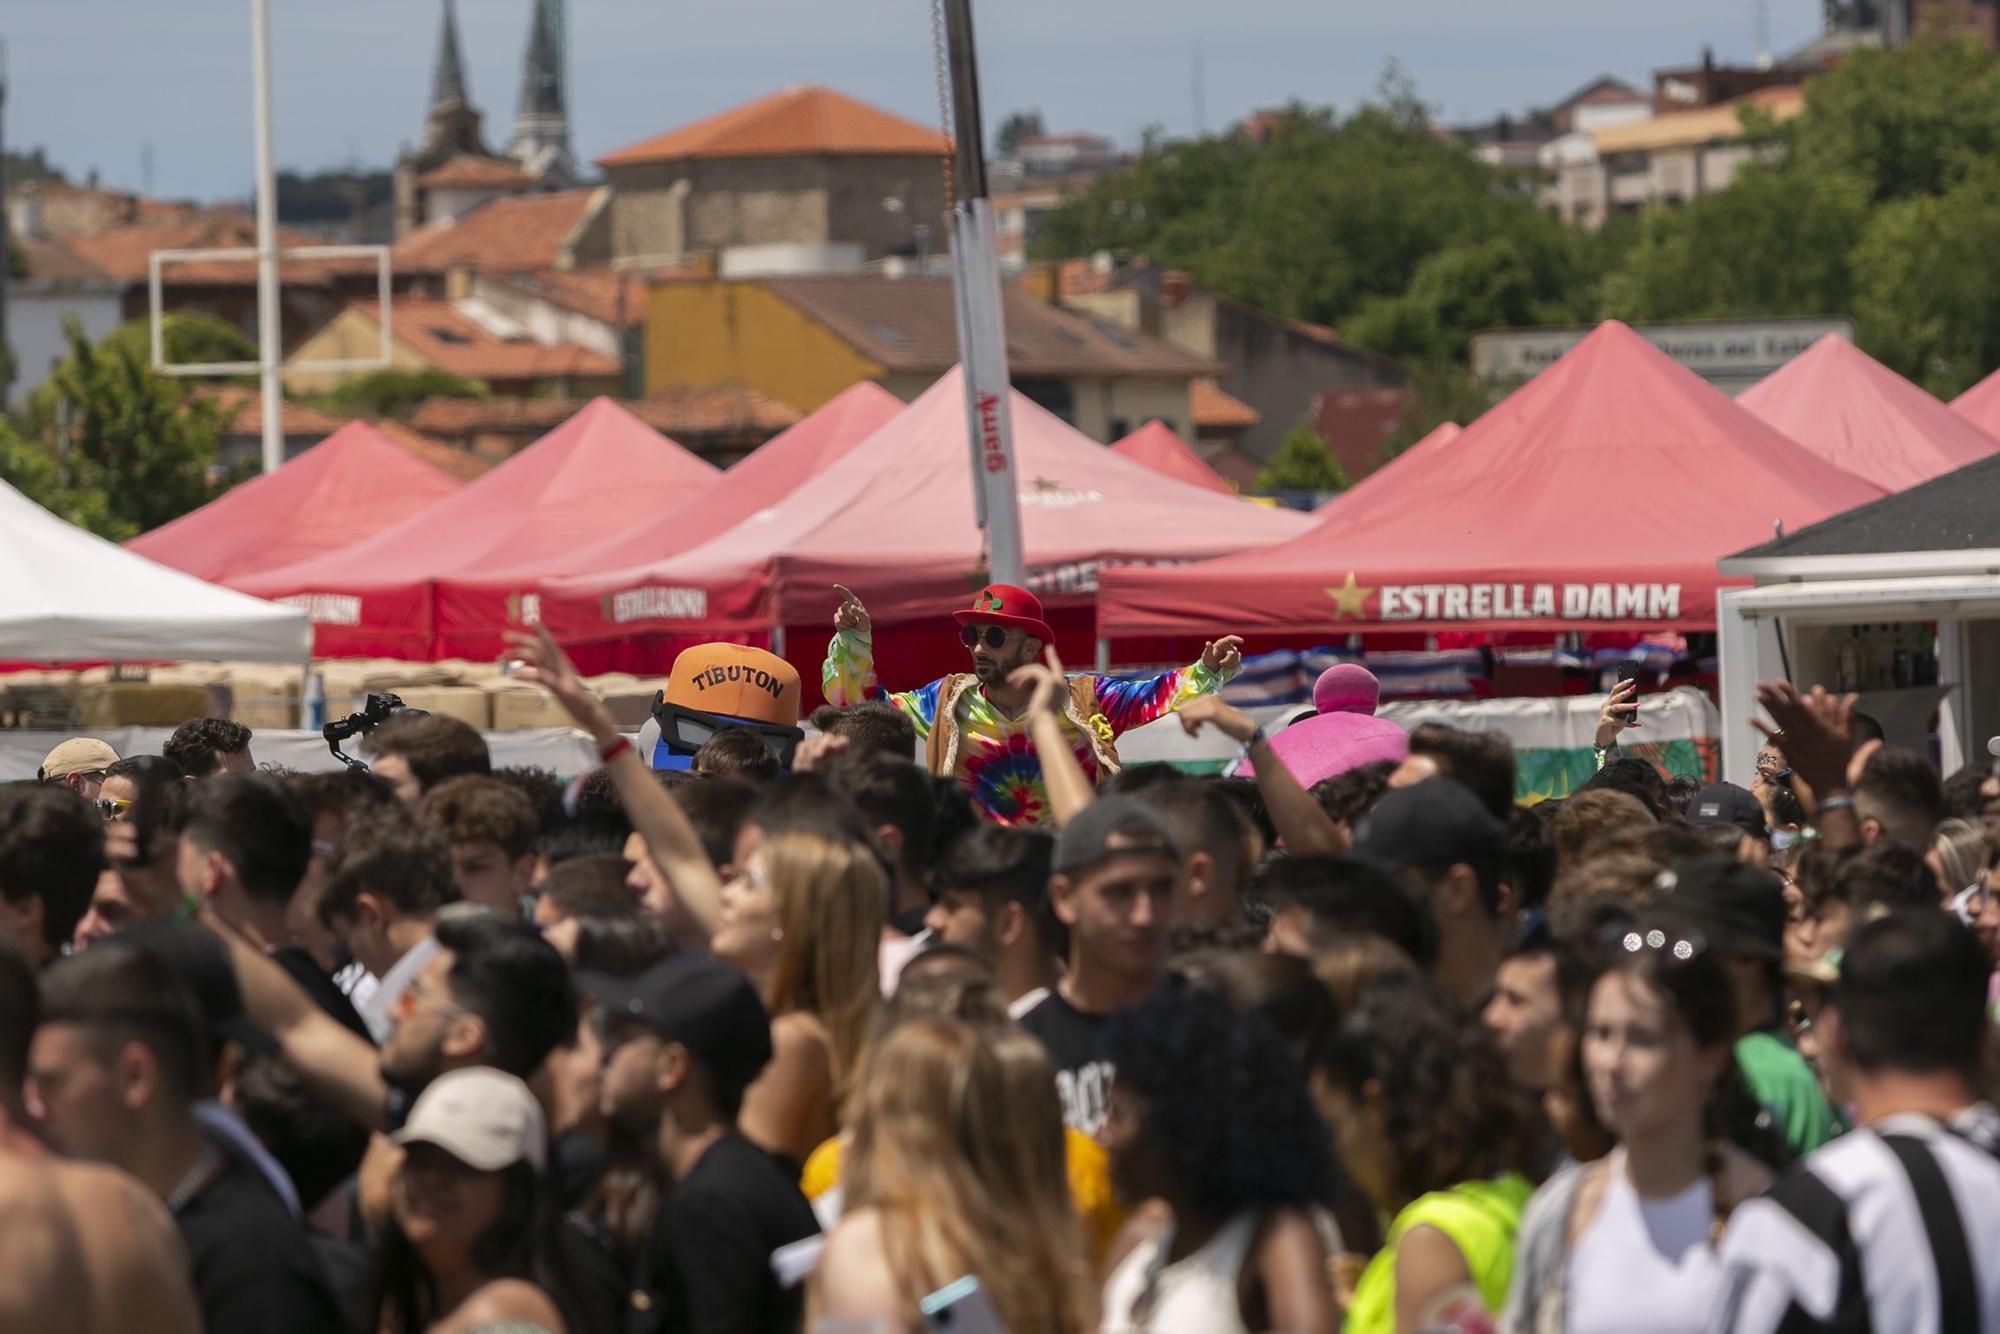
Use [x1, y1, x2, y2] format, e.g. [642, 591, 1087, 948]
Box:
[960, 624, 1012, 650]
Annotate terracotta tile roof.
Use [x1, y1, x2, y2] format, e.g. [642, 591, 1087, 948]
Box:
[408, 386, 799, 439]
[598, 85, 949, 168]
[195, 386, 349, 437]
[391, 189, 599, 276]
[60, 214, 367, 285]
[756, 275, 1216, 378]
[1191, 378, 1261, 430]
[348, 297, 621, 382]
[371, 419, 494, 481]
[16, 238, 112, 282]
[487, 268, 683, 328]
[417, 154, 535, 190]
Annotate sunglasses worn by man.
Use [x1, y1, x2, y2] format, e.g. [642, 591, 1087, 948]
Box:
[822, 581, 1246, 826]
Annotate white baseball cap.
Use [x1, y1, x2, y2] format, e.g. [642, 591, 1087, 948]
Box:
[393, 1067, 547, 1173]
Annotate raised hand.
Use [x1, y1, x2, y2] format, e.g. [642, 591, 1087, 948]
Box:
[1596, 679, 1641, 749]
[1177, 692, 1258, 744]
[832, 584, 871, 635]
[792, 733, 852, 772]
[1753, 681, 1881, 806]
[1008, 646, 1068, 718]
[1202, 635, 1245, 675]
[502, 625, 618, 746]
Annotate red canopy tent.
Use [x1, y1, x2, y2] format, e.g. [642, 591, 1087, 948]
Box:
[437, 383, 904, 667]
[127, 422, 464, 585]
[234, 398, 720, 659]
[1950, 364, 2000, 438]
[1096, 321, 1884, 648]
[1110, 421, 1234, 495]
[1740, 333, 2000, 491]
[547, 368, 1312, 689]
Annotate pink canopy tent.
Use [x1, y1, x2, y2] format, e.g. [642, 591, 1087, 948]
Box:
[234, 398, 720, 659]
[1096, 321, 1884, 647]
[436, 383, 904, 667]
[546, 368, 1312, 690]
[1740, 333, 2000, 491]
[127, 422, 463, 585]
[1110, 421, 1234, 495]
[1951, 364, 2000, 438]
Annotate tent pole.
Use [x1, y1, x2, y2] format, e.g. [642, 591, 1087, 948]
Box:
[1095, 637, 1109, 673]
[771, 625, 786, 658]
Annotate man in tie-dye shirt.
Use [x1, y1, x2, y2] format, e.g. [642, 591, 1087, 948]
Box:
[821, 582, 1243, 826]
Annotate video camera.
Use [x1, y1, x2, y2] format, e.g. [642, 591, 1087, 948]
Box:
[323, 691, 428, 772]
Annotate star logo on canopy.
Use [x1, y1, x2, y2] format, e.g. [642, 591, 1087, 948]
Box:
[1326, 572, 1373, 619]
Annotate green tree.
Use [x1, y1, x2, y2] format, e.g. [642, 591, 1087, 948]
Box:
[1598, 165, 1867, 323]
[1849, 167, 2000, 395]
[14, 317, 232, 540]
[311, 367, 488, 420]
[1254, 420, 1351, 493]
[996, 109, 1046, 158]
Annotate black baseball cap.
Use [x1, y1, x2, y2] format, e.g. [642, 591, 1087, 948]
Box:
[579, 955, 773, 1090]
[1686, 783, 1768, 840]
[1052, 796, 1180, 874]
[1352, 778, 1504, 873]
[1654, 855, 1786, 961]
[116, 921, 278, 1056]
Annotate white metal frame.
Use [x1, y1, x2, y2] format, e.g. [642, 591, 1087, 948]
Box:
[143, 0, 393, 477]
[146, 245, 392, 378]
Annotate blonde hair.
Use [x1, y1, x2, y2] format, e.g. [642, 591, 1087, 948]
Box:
[845, 1018, 1092, 1334]
[761, 828, 886, 1107]
[1932, 818, 1990, 899]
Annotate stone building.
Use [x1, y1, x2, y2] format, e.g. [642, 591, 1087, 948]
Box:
[595, 86, 951, 266]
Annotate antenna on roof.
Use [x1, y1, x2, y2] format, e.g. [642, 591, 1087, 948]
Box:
[1753, 0, 1773, 69]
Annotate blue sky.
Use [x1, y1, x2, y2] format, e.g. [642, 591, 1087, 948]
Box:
[8, 0, 1822, 202]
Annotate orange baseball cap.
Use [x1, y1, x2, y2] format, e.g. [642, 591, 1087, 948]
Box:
[663, 644, 801, 728]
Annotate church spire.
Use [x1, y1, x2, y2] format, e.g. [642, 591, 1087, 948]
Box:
[430, 0, 471, 113]
[509, 0, 579, 185]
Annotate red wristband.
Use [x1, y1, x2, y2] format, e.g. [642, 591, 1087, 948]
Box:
[599, 736, 633, 764]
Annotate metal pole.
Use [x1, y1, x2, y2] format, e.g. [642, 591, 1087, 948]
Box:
[0, 40, 11, 402]
[940, 0, 1025, 587]
[251, 0, 285, 474]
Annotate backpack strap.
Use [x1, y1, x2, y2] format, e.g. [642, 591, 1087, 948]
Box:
[1760, 1166, 1872, 1334]
[1880, 1133, 1978, 1334]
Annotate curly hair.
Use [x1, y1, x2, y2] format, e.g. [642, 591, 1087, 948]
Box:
[1310, 760, 1396, 826]
[1105, 985, 1344, 1217]
[1309, 971, 1524, 1208]
[163, 716, 252, 778]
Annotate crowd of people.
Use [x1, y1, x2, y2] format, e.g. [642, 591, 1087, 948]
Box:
[5, 583, 2000, 1333]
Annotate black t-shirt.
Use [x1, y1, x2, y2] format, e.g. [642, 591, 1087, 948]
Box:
[271, 944, 372, 1042]
[634, 1133, 820, 1334]
[175, 1139, 347, 1334]
[1018, 987, 1117, 1138]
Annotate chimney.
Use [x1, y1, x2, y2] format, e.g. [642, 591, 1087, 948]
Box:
[1161, 269, 1194, 308]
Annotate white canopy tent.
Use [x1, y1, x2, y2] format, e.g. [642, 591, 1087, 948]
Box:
[0, 479, 310, 664]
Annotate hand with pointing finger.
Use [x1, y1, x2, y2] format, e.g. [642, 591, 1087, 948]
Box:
[832, 584, 871, 636]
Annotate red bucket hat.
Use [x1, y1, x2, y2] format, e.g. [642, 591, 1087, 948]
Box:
[951, 584, 1055, 644]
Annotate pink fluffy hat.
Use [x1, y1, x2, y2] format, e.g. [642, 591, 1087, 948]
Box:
[1231, 663, 1409, 787]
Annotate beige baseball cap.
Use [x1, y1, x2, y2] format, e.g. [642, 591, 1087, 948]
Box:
[392, 1067, 546, 1173]
[38, 738, 120, 782]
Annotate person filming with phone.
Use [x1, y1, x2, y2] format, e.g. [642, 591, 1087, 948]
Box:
[822, 582, 1244, 827]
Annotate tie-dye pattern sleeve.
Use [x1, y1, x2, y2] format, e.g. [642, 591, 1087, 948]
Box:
[821, 630, 938, 739]
[1089, 659, 1233, 736]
